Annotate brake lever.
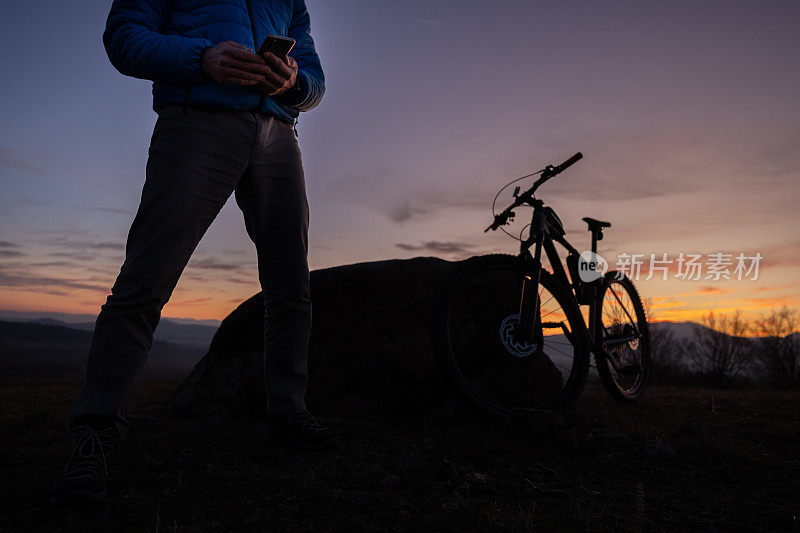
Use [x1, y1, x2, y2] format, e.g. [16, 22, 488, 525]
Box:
[484, 209, 516, 232]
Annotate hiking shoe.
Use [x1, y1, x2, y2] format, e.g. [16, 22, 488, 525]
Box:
[50, 425, 117, 506]
[266, 410, 339, 451]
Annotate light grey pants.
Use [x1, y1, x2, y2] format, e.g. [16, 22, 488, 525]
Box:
[69, 105, 312, 438]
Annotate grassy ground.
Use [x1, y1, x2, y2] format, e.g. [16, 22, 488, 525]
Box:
[1, 378, 798, 531]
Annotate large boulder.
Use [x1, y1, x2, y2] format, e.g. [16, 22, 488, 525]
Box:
[166, 256, 460, 420]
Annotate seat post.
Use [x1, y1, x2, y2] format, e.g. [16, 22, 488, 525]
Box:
[591, 227, 604, 254]
[583, 217, 610, 254]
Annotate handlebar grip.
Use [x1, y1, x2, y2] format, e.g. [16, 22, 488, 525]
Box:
[557, 152, 582, 172]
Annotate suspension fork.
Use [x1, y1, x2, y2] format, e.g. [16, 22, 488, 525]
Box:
[516, 206, 545, 339]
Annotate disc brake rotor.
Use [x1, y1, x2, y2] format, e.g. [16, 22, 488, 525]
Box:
[500, 313, 536, 357]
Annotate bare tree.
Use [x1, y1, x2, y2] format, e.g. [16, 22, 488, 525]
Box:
[643, 297, 687, 384]
[751, 305, 800, 389]
[686, 309, 752, 387]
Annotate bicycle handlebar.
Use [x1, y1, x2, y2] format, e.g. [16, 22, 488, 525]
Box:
[556, 152, 583, 174]
[484, 152, 582, 232]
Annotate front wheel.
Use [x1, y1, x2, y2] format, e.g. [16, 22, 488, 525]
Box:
[595, 271, 650, 402]
[431, 254, 590, 418]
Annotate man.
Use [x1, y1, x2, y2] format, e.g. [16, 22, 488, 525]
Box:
[50, 0, 334, 506]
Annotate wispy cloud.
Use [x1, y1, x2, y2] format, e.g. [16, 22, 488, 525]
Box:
[0, 145, 82, 176]
[696, 286, 732, 295]
[325, 171, 490, 224]
[651, 299, 689, 309]
[0, 241, 21, 249]
[72, 205, 133, 215]
[58, 239, 124, 251]
[745, 296, 799, 307]
[0, 265, 109, 293]
[749, 283, 798, 293]
[388, 189, 495, 223]
[27, 260, 76, 268]
[0, 250, 25, 258]
[37, 236, 125, 261]
[48, 251, 101, 262]
[389, 200, 430, 223]
[395, 240, 477, 257]
[0, 146, 46, 174]
[226, 277, 257, 285]
[12, 287, 71, 297]
[181, 271, 256, 285]
[170, 297, 212, 306]
[190, 257, 251, 273]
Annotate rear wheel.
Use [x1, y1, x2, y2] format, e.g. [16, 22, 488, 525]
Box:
[595, 272, 650, 402]
[431, 254, 590, 418]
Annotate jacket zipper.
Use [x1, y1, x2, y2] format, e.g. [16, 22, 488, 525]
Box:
[244, 0, 265, 113]
[244, 0, 299, 137]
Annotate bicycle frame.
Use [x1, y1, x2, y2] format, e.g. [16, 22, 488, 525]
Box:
[513, 197, 640, 371]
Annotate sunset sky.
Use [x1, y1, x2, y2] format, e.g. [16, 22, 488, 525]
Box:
[1, 1, 798, 325]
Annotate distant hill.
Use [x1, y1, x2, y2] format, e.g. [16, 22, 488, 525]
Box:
[0, 309, 221, 328]
[0, 314, 219, 347]
[650, 321, 710, 342]
[649, 320, 800, 343]
[0, 319, 207, 380]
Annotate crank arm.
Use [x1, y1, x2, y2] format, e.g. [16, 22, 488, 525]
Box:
[597, 348, 641, 376]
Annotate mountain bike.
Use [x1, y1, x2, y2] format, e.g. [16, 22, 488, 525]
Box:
[431, 153, 650, 418]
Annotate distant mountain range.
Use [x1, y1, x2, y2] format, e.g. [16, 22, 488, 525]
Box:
[0, 307, 792, 382]
[0, 309, 221, 327]
[0, 316, 217, 380]
[0, 311, 220, 346]
[650, 320, 714, 341]
[650, 320, 800, 342]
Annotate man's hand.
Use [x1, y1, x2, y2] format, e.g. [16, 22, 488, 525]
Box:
[256, 51, 298, 96]
[201, 41, 269, 85]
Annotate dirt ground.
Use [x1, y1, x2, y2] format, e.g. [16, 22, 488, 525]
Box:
[1, 378, 798, 531]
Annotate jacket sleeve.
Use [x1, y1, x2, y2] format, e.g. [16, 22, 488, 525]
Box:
[103, 0, 213, 84]
[281, 0, 325, 111]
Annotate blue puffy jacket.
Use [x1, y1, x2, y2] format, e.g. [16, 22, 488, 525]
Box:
[103, 0, 324, 124]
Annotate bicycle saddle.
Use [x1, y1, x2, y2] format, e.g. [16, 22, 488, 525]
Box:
[582, 217, 611, 231]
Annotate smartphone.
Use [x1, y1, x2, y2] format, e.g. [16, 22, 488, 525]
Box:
[257, 35, 296, 58]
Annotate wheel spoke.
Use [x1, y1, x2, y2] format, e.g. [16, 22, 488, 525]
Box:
[594, 275, 649, 400]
